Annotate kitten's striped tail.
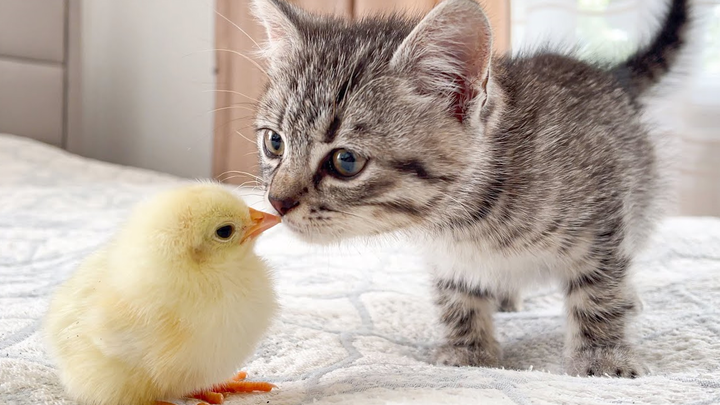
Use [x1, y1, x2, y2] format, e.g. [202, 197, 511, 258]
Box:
[613, 0, 690, 96]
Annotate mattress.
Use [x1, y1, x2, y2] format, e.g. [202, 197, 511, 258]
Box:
[1, 133, 719, 405]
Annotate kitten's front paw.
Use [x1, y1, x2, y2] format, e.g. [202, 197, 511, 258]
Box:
[433, 343, 501, 368]
[567, 346, 646, 378]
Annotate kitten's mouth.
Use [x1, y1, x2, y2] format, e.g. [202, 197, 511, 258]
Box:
[280, 216, 343, 244]
[283, 217, 326, 231]
[280, 217, 303, 231]
[280, 217, 314, 235]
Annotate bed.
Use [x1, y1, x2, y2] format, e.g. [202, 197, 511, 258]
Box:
[1, 133, 720, 405]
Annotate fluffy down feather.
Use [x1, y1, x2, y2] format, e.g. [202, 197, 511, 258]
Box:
[43, 183, 280, 405]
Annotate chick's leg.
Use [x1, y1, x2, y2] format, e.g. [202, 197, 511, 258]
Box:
[212, 371, 275, 393]
[213, 381, 276, 393]
[188, 371, 274, 404]
[157, 401, 210, 405]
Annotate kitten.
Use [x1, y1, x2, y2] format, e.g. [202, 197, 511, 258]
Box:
[250, 0, 689, 377]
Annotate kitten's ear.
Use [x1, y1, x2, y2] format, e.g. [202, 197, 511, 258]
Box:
[391, 0, 493, 122]
[251, 0, 304, 58]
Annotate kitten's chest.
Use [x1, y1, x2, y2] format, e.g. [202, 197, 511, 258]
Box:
[422, 236, 561, 291]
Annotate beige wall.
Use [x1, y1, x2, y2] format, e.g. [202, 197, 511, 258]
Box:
[76, 0, 216, 179]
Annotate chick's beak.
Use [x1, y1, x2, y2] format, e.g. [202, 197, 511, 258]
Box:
[241, 208, 281, 243]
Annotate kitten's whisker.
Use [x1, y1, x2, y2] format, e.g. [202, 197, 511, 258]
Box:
[234, 186, 263, 193]
[324, 207, 371, 222]
[221, 181, 266, 194]
[216, 101, 258, 107]
[213, 9, 261, 49]
[213, 116, 254, 133]
[225, 170, 264, 183]
[236, 123, 258, 131]
[216, 174, 264, 186]
[237, 180, 262, 187]
[211, 105, 256, 114]
[217, 170, 257, 177]
[214, 48, 269, 77]
[234, 187, 265, 194]
[232, 185, 264, 194]
[217, 175, 249, 183]
[217, 175, 262, 188]
[235, 130, 256, 144]
[237, 187, 265, 194]
[215, 171, 262, 184]
[247, 200, 267, 209]
[207, 89, 260, 103]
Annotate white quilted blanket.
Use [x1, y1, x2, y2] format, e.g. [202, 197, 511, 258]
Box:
[1, 133, 719, 405]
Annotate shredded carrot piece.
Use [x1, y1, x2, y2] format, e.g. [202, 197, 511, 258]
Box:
[232, 371, 248, 381]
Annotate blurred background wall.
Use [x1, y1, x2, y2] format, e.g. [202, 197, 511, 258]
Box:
[509, 0, 720, 215]
[75, 0, 216, 179]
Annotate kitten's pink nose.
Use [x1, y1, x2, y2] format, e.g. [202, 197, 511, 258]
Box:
[268, 195, 299, 216]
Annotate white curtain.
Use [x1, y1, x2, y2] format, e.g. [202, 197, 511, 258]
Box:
[509, 0, 720, 216]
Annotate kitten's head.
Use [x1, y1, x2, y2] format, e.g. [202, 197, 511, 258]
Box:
[252, 0, 494, 243]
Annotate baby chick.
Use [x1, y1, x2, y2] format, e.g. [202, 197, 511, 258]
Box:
[43, 183, 281, 405]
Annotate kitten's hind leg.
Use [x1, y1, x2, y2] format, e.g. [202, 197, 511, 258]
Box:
[564, 250, 645, 378]
[432, 279, 501, 368]
[497, 291, 523, 313]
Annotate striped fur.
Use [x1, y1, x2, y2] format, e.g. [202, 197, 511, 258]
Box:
[251, 0, 690, 377]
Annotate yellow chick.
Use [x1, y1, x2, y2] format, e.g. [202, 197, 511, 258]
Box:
[43, 183, 281, 405]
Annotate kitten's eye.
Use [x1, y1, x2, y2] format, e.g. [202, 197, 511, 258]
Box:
[330, 149, 367, 178]
[263, 130, 284, 158]
[215, 225, 235, 240]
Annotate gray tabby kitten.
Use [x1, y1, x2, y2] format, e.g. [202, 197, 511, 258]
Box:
[250, 0, 689, 377]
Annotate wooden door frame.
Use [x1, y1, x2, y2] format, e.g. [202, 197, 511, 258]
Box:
[213, 0, 511, 184]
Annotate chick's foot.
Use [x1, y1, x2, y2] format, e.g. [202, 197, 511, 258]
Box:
[190, 391, 225, 404]
[189, 371, 275, 404]
[216, 371, 275, 393]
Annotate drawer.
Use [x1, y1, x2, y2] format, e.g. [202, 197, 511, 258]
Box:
[0, 58, 64, 146]
[0, 0, 66, 63]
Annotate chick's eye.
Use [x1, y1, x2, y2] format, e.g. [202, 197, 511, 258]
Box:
[215, 225, 235, 240]
[263, 130, 284, 158]
[331, 149, 367, 178]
